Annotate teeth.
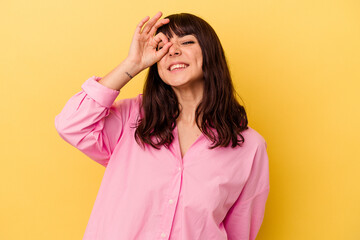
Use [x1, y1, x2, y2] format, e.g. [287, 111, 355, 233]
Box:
[170, 64, 188, 71]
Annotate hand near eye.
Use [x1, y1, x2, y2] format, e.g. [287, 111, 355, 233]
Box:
[126, 11, 173, 72]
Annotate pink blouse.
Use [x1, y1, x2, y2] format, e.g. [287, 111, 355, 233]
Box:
[55, 76, 270, 240]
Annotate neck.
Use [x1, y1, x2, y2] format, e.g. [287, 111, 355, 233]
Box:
[172, 80, 204, 127]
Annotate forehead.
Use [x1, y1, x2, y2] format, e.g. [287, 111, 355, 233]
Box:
[161, 26, 195, 38]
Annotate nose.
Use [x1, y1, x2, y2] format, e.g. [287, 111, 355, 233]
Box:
[168, 43, 181, 56]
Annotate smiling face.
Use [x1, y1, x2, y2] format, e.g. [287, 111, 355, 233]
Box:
[157, 33, 204, 89]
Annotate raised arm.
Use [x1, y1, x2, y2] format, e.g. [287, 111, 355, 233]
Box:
[55, 76, 128, 166]
[54, 11, 173, 166]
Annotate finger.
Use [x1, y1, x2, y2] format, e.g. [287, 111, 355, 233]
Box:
[135, 16, 150, 35]
[141, 11, 162, 34]
[148, 18, 170, 37]
[156, 42, 173, 59]
[152, 32, 169, 49]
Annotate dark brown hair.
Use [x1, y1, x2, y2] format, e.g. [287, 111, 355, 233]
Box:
[133, 13, 248, 150]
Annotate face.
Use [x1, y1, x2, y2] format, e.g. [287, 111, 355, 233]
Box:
[157, 33, 204, 89]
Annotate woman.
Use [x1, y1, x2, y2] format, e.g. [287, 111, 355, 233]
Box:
[55, 11, 270, 240]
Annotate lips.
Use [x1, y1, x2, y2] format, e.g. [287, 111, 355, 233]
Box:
[168, 62, 189, 71]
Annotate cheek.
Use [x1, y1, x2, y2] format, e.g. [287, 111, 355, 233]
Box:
[198, 58, 203, 72]
[157, 60, 167, 72]
[157, 64, 164, 76]
[157, 64, 168, 83]
[196, 51, 203, 68]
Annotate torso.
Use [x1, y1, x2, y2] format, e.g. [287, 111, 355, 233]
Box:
[176, 121, 203, 159]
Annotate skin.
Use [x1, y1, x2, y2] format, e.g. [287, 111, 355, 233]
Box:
[156, 31, 205, 158]
[121, 11, 204, 128]
[105, 11, 204, 156]
[157, 33, 205, 127]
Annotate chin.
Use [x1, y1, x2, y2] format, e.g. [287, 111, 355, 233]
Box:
[159, 74, 204, 89]
[163, 81, 185, 88]
[164, 79, 192, 88]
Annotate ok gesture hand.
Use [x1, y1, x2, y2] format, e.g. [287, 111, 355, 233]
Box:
[126, 11, 173, 71]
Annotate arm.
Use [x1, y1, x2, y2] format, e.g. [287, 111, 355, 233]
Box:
[54, 11, 174, 166]
[223, 140, 270, 240]
[55, 12, 172, 166]
[54, 76, 134, 167]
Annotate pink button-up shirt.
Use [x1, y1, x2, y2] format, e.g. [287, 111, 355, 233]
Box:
[55, 76, 270, 240]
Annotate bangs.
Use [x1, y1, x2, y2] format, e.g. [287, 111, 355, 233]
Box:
[156, 13, 198, 39]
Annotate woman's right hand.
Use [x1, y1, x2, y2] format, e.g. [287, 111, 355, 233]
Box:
[126, 11, 173, 72]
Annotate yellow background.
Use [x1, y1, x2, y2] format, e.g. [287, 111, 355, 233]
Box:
[1, 0, 359, 239]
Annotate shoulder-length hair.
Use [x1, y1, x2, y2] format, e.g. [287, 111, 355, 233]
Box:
[134, 13, 248, 150]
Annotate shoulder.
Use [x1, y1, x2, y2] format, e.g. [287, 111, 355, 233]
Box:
[240, 126, 267, 149]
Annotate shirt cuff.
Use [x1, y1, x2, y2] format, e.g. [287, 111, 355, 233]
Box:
[81, 76, 120, 108]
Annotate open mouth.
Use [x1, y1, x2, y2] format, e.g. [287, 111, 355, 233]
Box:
[168, 63, 189, 71]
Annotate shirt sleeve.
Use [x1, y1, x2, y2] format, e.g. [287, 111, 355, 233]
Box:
[54, 76, 135, 167]
[223, 140, 270, 240]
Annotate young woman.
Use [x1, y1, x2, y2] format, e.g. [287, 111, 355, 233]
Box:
[55, 11, 270, 240]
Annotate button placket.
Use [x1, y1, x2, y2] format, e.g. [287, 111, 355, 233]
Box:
[156, 164, 183, 240]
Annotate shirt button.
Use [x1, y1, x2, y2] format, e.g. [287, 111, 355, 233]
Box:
[178, 167, 182, 171]
[161, 232, 166, 238]
[168, 199, 174, 204]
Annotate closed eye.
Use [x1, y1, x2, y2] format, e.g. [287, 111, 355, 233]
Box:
[157, 41, 195, 51]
